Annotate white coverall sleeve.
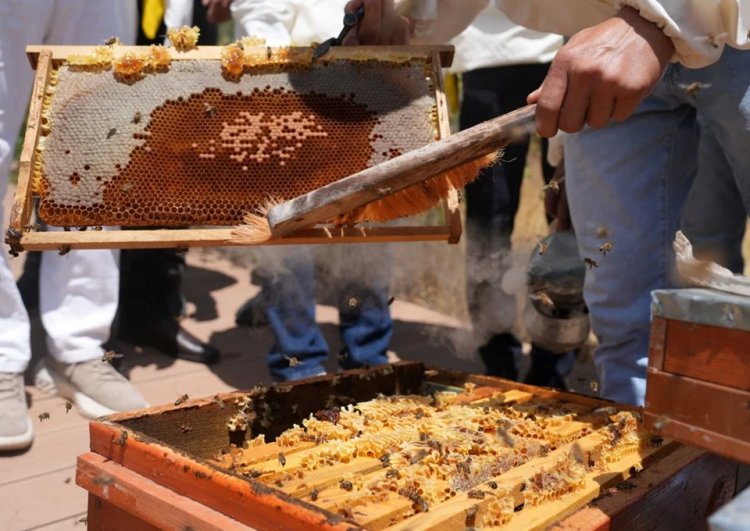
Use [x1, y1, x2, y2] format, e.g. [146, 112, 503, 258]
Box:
[399, 0, 750, 68]
[230, 0, 302, 45]
[164, 0, 194, 29]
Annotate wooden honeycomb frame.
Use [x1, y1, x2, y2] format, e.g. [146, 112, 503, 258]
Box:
[6, 45, 461, 253]
[76, 363, 737, 530]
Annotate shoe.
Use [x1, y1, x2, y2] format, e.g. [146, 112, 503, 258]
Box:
[36, 357, 148, 419]
[118, 321, 221, 365]
[0, 372, 33, 451]
[478, 333, 520, 381]
[523, 345, 572, 391]
[235, 292, 268, 327]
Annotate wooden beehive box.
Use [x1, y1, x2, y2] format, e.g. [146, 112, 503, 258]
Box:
[7, 44, 462, 254]
[76, 362, 736, 530]
[644, 288, 750, 465]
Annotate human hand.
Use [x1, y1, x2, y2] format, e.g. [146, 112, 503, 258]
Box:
[341, 0, 411, 46]
[528, 7, 674, 137]
[202, 0, 232, 25]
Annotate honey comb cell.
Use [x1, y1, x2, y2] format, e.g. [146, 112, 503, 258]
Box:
[37, 56, 439, 227]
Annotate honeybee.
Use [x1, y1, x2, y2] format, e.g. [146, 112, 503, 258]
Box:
[310, 488, 319, 501]
[58, 245, 71, 256]
[39, 412, 50, 422]
[64, 401, 73, 414]
[571, 442, 585, 464]
[106, 128, 117, 139]
[118, 430, 128, 446]
[22, 223, 41, 232]
[467, 490, 485, 500]
[174, 394, 189, 406]
[652, 415, 669, 432]
[496, 426, 515, 447]
[278, 452, 286, 467]
[590, 380, 599, 393]
[537, 240, 549, 255]
[104, 36, 120, 47]
[284, 355, 302, 367]
[180, 423, 193, 433]
[121, 182, 134, 193]
[213, 395, 225, 409]
[542, 177, 564, 193]
[679, 82, 711, 97]
[529, 291, 554, 309]
[584, 257, 599, 269]
[203, 103, 216, 117]
[599, 241, 614, 256]
[387, 296, 395, 306]
[339, 479, 353, 491]
[697, 32, 727, 48]
[93, 474, 114, 485]
[377, 187, 392, 196]
[347, 296, 358, 309]
[596, 226, 610, 238]
[101, 350, 124, 363]
[132, 111, 142, 124]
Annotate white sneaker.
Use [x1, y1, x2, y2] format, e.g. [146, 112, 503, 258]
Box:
[0, 372, 33, 451]
[36, 357, 148, 419]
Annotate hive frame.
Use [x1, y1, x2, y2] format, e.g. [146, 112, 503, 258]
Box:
[6, 45, 460, 253]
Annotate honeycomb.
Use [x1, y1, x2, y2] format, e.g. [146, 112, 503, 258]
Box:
[211, 389, 653, 529]
[36, 54, 441, 228]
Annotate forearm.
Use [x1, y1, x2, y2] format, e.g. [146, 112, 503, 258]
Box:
[496, 0, 750, 68]
[230, 0, 300, 45]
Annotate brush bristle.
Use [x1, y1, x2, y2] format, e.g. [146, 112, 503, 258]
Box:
[231, 198, 281, 244]
[335, 151, 499, 224]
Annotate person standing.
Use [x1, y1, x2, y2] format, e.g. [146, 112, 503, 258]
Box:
[450, 8, 574, 388]
[0, 0, 147, 452]
[230, 0, 395, 381]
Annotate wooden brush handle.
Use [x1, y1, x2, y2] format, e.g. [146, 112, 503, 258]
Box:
[268, 104, 537, 237]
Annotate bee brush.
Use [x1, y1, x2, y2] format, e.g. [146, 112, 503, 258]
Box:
[233, 104, 536, 242]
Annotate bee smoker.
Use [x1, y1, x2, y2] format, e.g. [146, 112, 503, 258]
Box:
[523, 231, 590, 353]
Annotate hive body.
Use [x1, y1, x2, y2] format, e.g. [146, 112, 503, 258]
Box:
[38, 58, 437, 227]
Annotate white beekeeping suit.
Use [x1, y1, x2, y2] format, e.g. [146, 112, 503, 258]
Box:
[398, 0, 750, 68]
[0, 1, 145, 450]
[231, 0, 349, 45]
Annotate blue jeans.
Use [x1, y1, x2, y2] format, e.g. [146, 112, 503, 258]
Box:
[265, 246, 393, 381]
[565, 47, 750, 405]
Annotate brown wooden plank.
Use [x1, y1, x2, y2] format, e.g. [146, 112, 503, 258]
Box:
[7, 49, 51, 253]
[88, 423, 355, 531]
[427, 368, 638, 412]
[26, 44, 454, 68]
[78, 453, 250, 530]
[19, 225, 452, 251]
[644, 368, 750, 464]
[663, 319, 750, 390]
[648, 316, 668, 371]
[86, 494, 161, 531]
[266, 105, 536, 237]
[552, 447, 736, 531]
[431, 49, 463, 245]
[387, 428, 663, 531]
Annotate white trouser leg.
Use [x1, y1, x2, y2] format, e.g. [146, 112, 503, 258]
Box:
[1, 0, 136, 369]
[0, 1, 54, 373]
